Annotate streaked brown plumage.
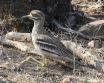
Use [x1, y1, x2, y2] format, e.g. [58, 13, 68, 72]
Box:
[21, 10, 75, 66]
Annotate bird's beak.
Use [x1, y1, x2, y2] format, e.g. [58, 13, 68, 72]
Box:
[21, 14, 32, 19]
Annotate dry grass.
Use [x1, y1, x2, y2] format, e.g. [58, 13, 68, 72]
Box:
[0, 44, 104, 83]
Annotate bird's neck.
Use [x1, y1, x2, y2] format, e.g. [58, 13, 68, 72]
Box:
[32, 20, 44, 34]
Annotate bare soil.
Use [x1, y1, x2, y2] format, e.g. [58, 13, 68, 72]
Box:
[0, 45, 104, 83]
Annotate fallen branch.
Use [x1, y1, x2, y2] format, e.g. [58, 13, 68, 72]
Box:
[4, 32, 104, 72]
[61, 40, 104, 72]
[0, 36, 35, 53]
[6, 32, 31, 42]
[79, 20, 104, 31]
[52, 20, 91, 40]
[52, 20, 104, 40]
[79, 20, 104, 41]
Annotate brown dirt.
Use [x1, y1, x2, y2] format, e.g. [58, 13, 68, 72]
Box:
[0, 45, 104, 83]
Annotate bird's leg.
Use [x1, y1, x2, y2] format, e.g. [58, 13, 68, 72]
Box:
[20, 56, 32, 64]
[28, 56, 44, 66]
[16, 56, 33, 68]
[28, 56, 47, 67]
[41, 56, 47, 66]
[17, 56, 47, 67]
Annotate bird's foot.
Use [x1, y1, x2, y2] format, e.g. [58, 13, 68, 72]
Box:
[15, 56, 47, 69]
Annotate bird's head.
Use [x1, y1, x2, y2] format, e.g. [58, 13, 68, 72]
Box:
[21, 10, 45, 22]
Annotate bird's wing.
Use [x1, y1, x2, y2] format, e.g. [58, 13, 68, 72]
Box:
[36, 36, 60, 56]
[35, 35, 73, 59]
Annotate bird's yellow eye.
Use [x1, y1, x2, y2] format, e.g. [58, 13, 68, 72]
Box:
[30, 13, 37, 16]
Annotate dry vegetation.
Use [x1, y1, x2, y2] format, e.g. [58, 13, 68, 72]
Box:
[0, 0, 104, 83]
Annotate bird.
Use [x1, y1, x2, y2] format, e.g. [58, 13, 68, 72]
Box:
[20, 10, 77, 67]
